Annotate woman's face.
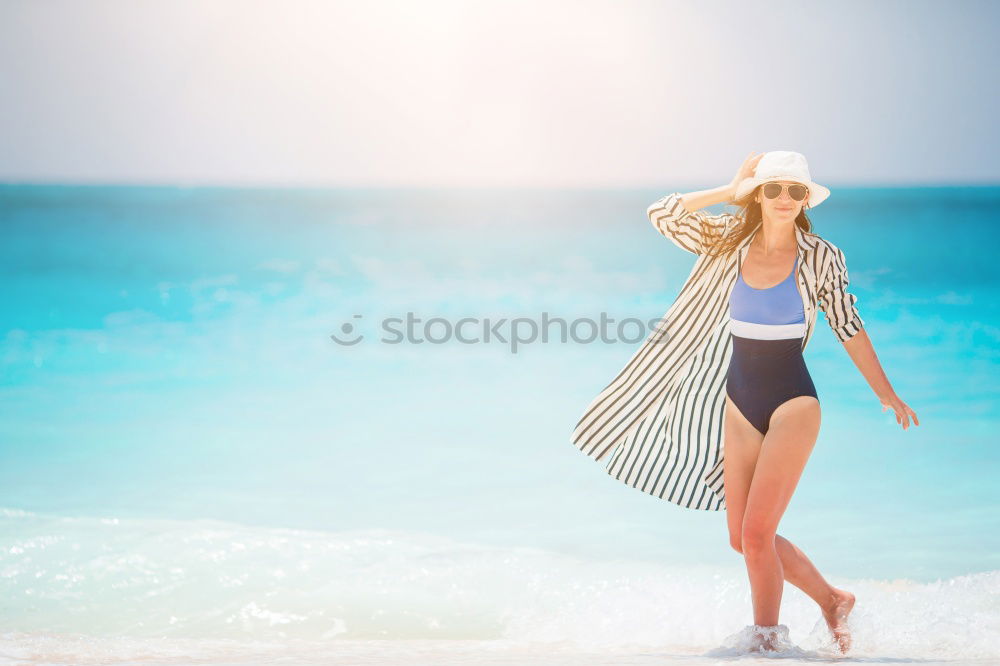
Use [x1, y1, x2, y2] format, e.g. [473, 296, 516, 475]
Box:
[755, 180, 808, 221]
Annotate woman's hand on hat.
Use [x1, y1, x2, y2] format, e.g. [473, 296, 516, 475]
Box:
[729, 151, 765, 199]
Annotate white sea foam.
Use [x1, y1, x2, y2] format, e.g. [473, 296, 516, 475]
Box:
[0, 508, 997, 664]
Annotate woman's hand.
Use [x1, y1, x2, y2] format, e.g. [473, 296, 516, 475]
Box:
[880, 393, 920, 430]
[728, 151, 765, 200]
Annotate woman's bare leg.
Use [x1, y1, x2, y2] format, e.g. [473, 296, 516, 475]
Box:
[723, 395, 855, 652]
[722, 394, 764, 554]
[774, 535, 854, 610]
[774, 533, 856, 652]
[741, 395, 821, 625]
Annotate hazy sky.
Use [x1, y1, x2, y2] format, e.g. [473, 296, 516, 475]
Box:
[0, 0, 996, 187]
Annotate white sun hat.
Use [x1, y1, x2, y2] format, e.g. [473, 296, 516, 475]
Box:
[734, 150, 830, 208]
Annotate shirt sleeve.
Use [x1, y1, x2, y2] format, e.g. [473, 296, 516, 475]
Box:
[647, 192, 733, 256]
[818, 244, 865, 342]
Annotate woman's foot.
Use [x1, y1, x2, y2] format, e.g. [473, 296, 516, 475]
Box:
[748, 624, 789, 653]
[822, 588, 855, 653]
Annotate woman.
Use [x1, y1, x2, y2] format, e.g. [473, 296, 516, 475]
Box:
[570, 150, 919, 654]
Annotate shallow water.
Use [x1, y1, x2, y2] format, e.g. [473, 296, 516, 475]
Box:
[0, 508, 998, 664]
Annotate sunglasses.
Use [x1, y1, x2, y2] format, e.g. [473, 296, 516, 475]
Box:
[761, 182, 809, 202]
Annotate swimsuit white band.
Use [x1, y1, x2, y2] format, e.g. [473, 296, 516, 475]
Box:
[730, 318, 806, 340]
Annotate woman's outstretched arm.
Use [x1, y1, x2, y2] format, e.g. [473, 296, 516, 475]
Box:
[818, 244, 920, 430]
[841, 329, 919, 430]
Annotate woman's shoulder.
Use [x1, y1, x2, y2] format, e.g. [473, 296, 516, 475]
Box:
[805, 232, 854, 286]
[805, 231, 844, 257]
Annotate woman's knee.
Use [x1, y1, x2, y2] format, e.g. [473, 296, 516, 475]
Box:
[741, 521, 776, 555]
[729, 533, 744, 554]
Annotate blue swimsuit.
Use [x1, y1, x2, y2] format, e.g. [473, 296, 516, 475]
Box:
[726, 254, 818, 435]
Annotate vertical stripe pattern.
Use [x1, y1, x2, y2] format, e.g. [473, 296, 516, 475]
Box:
[570, 192, 865, 511]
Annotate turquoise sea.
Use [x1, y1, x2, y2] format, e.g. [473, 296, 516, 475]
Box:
[0, 184, 997, 664]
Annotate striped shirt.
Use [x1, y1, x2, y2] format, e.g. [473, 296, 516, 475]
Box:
[570, 192, 865, 511]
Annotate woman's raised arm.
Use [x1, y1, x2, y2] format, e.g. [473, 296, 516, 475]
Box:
[647, 186, 736, 255]
[646, 152, 764, 255]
